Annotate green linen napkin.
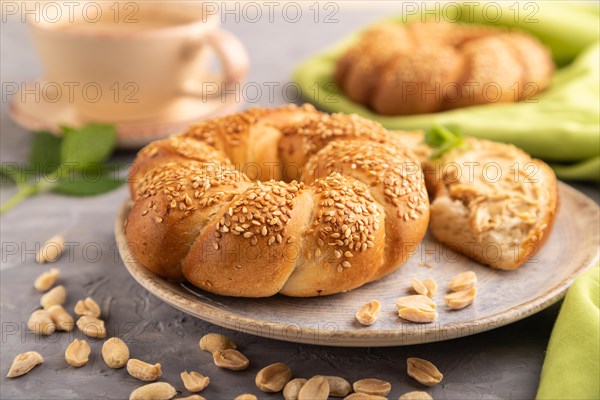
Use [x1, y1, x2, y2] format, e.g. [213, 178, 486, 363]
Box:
[293, 3, 600, 180]
[537, 265, 600, 400]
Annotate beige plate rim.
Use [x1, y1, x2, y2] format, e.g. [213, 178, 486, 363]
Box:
[115, 182, 599, 347]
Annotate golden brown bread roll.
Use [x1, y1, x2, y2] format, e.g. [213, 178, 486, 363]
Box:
[125, 105, 429, 297]
[335, 21, 554, 115]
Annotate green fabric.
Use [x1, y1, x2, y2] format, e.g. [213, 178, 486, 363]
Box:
[537, 265, 600, 400]
[293, 3, 600, 180]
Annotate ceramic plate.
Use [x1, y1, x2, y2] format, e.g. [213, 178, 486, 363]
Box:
[115, 182, 599, 347]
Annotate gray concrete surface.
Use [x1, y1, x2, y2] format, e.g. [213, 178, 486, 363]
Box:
[1, 4, 599, 399]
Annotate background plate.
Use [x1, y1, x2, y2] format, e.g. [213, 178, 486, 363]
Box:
[115, 182, 599, 347]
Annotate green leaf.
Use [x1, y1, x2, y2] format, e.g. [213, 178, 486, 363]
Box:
[424, 124, 465, 159]
[52, 172, 124, 196]
[29, 132, 62, 173]
[60, 124, 117, 167]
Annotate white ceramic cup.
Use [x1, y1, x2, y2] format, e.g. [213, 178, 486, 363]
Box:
[27, 1, 248, 121]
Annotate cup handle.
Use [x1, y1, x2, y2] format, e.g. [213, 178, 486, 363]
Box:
[202, 29, 249, 93]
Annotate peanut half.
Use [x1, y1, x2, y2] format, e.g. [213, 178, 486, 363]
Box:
[179, 396, 207, 400]
[40, 285, 66, 309]
[344, 394, 387, 400]
[102, 337, 129, 368]
[213, 349, 249, 371]
[34, 267, 60, 292]
[65, 339, 90, 367]
[27, 309, 56, 335]
[47, 305, 74, 331]
[355, 300, 381, 326]
[36, 235, 64, 263]
[181, 370, 210, 392]
[199, 333, 236, 354]
[396, 295, 438, 323]
[353, 378, 391, 396]
[129, 382, 176, 400]
[407, 357, 443, 386]
[283, 378, 307, 400]
[448, 271, 477, 292]
[127, 359, 162, 382]
[255, 362, 292, 392]
[234, 395, 257, 400]
[298, 376, 330, 400]
[316, 376, 351, 397]
[76, 315, 106, 338]
[399, 391, 433, 400]
[74, 297, 101, 318]
[444, 287, 477, 310]
[6, 351, 44, 378]
[413, 277, 437, 298]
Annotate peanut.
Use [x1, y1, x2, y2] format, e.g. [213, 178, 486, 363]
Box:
[127, 359, 162, 382]
[36, 235, 64, 263]
[353, 378, 391, 396]
[181, 370, 210, 392]
[412, 277, 429, 296]
[74, 297, 101, 318]
[298, 376, 329, 400]
[65, 339, 90, 367]
[315, 376, 351, 397]
[212, 349, 249, 371]
[255, 362, 292, 392]
[199, 333, 236, 354]
[407, 357, 443, 386]
[423, 278, 437, 297]
[355, 300, 381, 326]
[399, 391, 433, 400]
[344, 394, 387, 400]
[398, 307, 438, 323]
[102, 337, 129, 368]
[27, 309, 55, 335]
[234, 395, 257, 400]
[283, 378, 307, 400]
[47, 305, 74, 331]
[6, 351, 44, 378]
[34, 267, 60, 292]
[444, 287, 477, 310]
[448, 271, 477, 292]
[129, 382, 176, 400]
[179, 396, 206, 400]
[40, 285, 66, 309]
[76, 315, 106, 338]
[396, 295, 436, 310]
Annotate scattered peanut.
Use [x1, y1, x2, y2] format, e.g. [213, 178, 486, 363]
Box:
[6, 351, 44, 378]
[255, 362, 292, 392]
[129, 382, 176, 400]
[181, 370, 210, 392]
[298, 376, 329, 400]
[213, 349, 249, 371]
[65, 339, 90, 367]
[36, 235, 64, 263]
[423, 278, 437, 298]
[27, 309, 55, 335]
[411, 277, 429, 296]
[407, 357, 443, 386]
[355, 300, 381, 326]
[399, 391, 433, 400]
[74, 297, 101, 318]
[76, 315, 106, 338]
[199, 333, 236, 354]
[34, 268, 60, 292]
[344, 394, 387, 400]
[102, 337, 130, 368]
[127, 359, 162, 382]
[47, 305, 74, 331]
[448, 271, 477, 292]
[234, 395, 257, 400]
[444, 287, 477, 310]
[353, 378, 391, 396]
[316, 376, 351, 397]
[40, 285, 66, 309]
[179, 396, 206, 400]
[396, 295, 438, 323]
[283, 378, 307, 400]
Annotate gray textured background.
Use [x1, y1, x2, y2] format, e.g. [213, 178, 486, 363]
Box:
[1, 3, 598, 400]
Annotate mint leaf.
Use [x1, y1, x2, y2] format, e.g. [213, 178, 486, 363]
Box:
[29, 131, 62, 171]
[52, 172, 124, 196]
[425, 124, 465, 159]
[60, 124, 116, 167]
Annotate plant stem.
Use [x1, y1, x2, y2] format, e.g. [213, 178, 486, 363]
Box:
[0, 185, 37, 214]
